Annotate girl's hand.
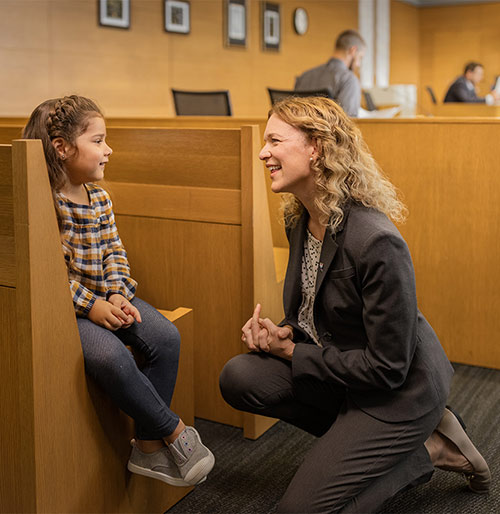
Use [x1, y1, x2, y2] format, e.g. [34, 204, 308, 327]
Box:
[108, 294, 142, 328]
[88, 299, 130, 331]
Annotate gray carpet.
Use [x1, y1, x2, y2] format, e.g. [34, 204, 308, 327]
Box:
[168, 363, 500, 513]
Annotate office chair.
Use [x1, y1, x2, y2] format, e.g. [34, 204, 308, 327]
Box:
[171, 89, 233, 116]
[267, 87, 334, 105]
[426, 86, 437, 105]
[363, 91, 377, 111]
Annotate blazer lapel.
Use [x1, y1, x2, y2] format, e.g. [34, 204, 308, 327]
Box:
[315, 231, 338, 295]
[315, 203, 351, 295]
[283, 212, 308, 319]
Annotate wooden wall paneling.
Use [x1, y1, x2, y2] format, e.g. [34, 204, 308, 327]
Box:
[390, 0, 420, 87]
[419, 2, 500, 108]
[0, 1, 357, 117]
[357, 119, 500, 370]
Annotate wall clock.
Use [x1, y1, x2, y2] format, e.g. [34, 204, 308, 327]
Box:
[293, 7, 308, 35]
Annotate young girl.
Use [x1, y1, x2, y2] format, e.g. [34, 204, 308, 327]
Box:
[23, 95, 214, 487]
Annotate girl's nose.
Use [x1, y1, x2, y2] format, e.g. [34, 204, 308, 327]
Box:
[105, 143, 113, 156]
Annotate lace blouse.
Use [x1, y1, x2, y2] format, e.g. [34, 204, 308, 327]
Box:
[297, 229, 322, 346]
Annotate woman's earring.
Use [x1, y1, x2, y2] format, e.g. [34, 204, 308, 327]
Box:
[61, 154, 66, 160]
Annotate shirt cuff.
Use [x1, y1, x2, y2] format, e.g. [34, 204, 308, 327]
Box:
[485, 94, 494, 105]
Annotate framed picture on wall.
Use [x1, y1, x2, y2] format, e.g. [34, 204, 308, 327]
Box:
[165, 0, 190, 34]
[98, 0, 130, 29]
[262, 2, 280, 51]
[225, 0, 247, 48]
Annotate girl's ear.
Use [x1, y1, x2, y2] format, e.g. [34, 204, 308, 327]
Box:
[51, 137, 70, 158]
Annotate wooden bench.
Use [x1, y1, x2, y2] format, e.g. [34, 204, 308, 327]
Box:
[0, 139, 195, 513]
[2, 116, 498, 370]
[98, 116, 500, 371]
[102, 125, 286, 439]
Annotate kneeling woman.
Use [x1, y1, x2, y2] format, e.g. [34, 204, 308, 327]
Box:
[219, 97, 490, 513]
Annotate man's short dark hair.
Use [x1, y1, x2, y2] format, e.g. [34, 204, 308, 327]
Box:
[464, 62, 483, 74]
[335, 30, 366, 52]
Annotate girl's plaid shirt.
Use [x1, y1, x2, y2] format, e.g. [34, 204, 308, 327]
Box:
[56, 183, 137, 316]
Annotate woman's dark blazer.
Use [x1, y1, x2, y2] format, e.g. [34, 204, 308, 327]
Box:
[281, 202, 454, 423]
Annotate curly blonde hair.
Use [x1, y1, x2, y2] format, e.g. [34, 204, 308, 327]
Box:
[269, 96, 407, 231]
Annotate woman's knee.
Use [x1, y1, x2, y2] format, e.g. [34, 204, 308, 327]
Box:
[220, 353, 293, 412]
[220, 355, 249, 406]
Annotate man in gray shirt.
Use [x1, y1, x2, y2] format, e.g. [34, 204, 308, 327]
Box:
[294, 30, 365, 117]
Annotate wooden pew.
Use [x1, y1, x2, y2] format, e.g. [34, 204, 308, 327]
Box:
[2, 117, 498, 371]
[102, 125, 285, 439]
[357, 118, 500, 370]
[0, 139, 194, 513]
[115, 116, 499, 371]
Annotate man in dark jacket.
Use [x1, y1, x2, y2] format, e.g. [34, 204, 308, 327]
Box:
[444, 62, 498, 103]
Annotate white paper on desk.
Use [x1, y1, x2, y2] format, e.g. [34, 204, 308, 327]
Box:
[494, 76, 500, 94]
[356, 106, 401, 118]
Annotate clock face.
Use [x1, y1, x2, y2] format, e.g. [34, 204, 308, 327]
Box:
[293, 8, 308, 36]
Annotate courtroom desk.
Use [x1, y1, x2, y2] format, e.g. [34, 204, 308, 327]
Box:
[357, 117, 500, 370]
[432, 103, 500, 117]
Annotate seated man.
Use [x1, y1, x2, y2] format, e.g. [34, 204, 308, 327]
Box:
[443, 62, 499, 104]
[294, 29, 365, 117]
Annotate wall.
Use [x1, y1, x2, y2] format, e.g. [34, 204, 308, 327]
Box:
[0, 0, 357, 117]
[390, 0, 420, 87]
[419, 1, 500, 109]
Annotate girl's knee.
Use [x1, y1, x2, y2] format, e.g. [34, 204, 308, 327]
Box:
[84, 343, 136, 383]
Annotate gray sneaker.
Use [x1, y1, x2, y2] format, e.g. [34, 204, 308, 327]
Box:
[168, 426, 215, 485]
[127, 442, 193, 487]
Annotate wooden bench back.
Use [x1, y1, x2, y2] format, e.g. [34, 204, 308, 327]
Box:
[0, 140, 193, 512]
[3, 116, 498, 371]
[104, 125, 284, 437]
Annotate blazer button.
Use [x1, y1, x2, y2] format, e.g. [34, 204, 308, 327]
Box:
[323, 332, 333, 342]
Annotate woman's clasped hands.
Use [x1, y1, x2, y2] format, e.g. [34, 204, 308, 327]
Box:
[241, 304, 295, 361]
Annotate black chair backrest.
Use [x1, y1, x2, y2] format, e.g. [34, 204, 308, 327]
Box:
[267, 88, 334, 105]
[426, 86, 437, 105]
[363, 91, 377, 111]
[171, 89, 233, 116]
